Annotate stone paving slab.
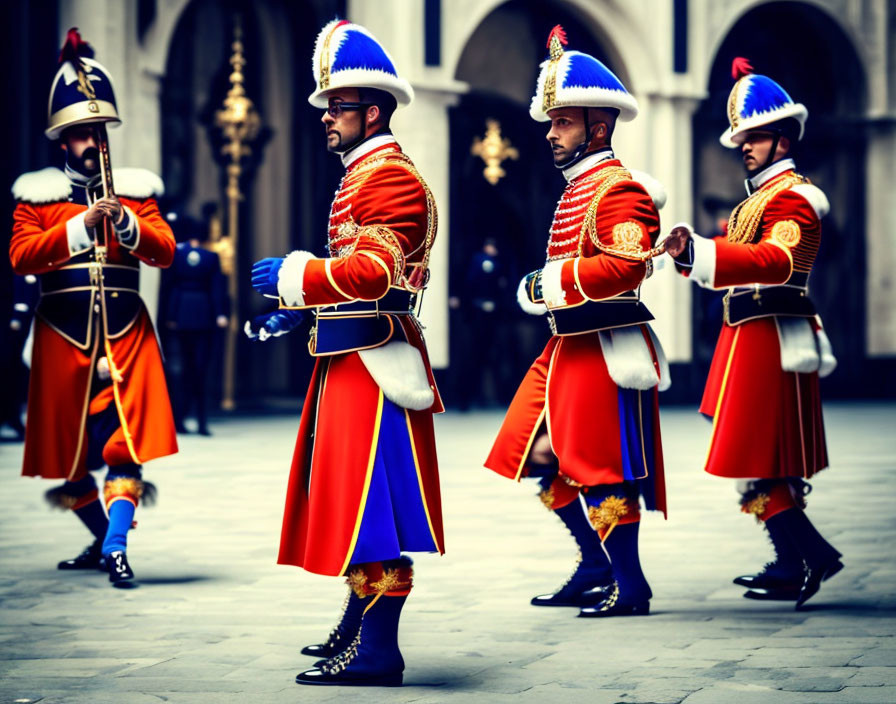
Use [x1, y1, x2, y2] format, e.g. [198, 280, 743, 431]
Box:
[0, 402, 894, 703]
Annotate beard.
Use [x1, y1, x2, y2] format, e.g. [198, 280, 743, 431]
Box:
[68, 147, 101, 176]
[326, 125, 364, 154]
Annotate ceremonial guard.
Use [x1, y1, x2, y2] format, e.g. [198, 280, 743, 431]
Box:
[485, 27, 669, 618]
[664, 59, 841, 608]
[1, 274, 39, 439]
[248, 20, 444, 686]
[8, 30, 178, 587]
[160, 213, 229, 435]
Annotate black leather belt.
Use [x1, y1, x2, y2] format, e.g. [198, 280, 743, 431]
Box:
[548, 292, 654, 336]
[724, 285, 816, 325]
[39, 265, 140, 295]
[316, 288, 416, 317]
[310, 289, 417, 356]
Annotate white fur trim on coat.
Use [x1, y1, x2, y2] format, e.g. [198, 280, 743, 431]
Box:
[66, 212, 92, 255]
[516, 276, 546, 316]
[598, 326, 661, 390]
[277, 251, 317, 306]
[776, 317, 821, 373]
[816, 320, 837, 378]
[358, 341, 435, 411]
[12, 167, 71, 203]
[11, 166, 163, 203]
[629, 169, 667, 210]
[647, 325, 672, 392]
[113, 168, 164, 199]
[690, 229, 717, 289]
[789, 184, 830, 219]
[774, 317, 837, 377]
[541, 259, 567, 309]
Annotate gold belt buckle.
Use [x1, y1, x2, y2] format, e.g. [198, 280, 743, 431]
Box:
[548, 311, 557, 336]
[722, 292, 731, 324]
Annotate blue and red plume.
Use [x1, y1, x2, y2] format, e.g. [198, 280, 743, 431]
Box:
[731, 57, 753, 80]
[58, 28, 94, 65]
[546, 24, 568, 49]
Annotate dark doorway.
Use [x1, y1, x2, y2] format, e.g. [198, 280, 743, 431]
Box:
[160, 0, 344, 409]
[446, 0, 626, 409]
[693, 1, 867, 397]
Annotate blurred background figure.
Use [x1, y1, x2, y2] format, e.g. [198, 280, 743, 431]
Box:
[160, 208, 230, 435]
[0, 274, 39, 440]
[451, 238, 511, 409]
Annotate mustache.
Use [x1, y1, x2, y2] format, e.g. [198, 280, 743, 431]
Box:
[81, 147, 100, 162]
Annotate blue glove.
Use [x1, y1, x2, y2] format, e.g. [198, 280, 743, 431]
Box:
[244, 309, 304, 342]
[251, 257, 285, 297]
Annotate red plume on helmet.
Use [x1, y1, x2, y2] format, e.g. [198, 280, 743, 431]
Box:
[731, 57, 753, 80]
[546, 24, 568, 49]
[58, 28, 95, 65]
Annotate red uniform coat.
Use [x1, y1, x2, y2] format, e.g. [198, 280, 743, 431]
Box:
[277, 142, 445, 576]
[688, 167, 829, 479]
[9, 169, 177, 480]
[485, 156, 666, 513]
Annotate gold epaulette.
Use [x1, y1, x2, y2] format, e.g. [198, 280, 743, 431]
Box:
[727, 173, 807, 245]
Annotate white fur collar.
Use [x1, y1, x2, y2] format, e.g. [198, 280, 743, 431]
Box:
[11, 167, 164, 204]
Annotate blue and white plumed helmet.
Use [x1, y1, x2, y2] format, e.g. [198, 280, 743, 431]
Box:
[720, 57, 807, 148]
[530, 25, 638, 123]
[308, 19, 413, 108]
[46, 28, 120, 140]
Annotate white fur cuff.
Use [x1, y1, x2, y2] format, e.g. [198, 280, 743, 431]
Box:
[690, 229, 717, 289]
[66, 212, 92, 255]
[516, 276, 546, 316]
[277, 250, 317, 306]
[541, 259, 567, 308]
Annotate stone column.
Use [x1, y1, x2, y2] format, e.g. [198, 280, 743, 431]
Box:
[390, 85, 463, 368]
[634, 92, 702, 363]
[866, 120, 896, 356]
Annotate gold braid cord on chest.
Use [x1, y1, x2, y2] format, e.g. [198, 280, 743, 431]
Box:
[727, 172, 807, 245]
[328, 151, 438, 291]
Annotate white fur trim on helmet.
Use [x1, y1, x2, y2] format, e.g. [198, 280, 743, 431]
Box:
[720, 73, 807, 148]
[308, 20, 413, 108]
[530, 49, 638, 123]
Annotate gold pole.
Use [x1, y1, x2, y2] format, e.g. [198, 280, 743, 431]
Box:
[214, 17, 261, 410]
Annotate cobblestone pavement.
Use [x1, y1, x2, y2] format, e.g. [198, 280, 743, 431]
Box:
[1, 402, 894, 704]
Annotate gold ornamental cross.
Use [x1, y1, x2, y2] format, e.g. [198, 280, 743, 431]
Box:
[471, 119, 518, 185]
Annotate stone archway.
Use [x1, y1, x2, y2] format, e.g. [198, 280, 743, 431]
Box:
[444, 0, 632, 408]
[160, 0, 344, 406]
[693, 0, 868, 396]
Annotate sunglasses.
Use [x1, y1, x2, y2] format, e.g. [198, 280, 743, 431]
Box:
[326, 102, 372, 117]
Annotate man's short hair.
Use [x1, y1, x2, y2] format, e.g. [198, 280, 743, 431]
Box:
[358, 87, 397, 126]
[589, 107, 619, 143]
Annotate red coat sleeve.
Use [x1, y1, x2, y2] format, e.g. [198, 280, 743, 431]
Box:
[557, 180, 656, 305]
[301, 164, 428, 306]
[9, 203, 78, 275]
[712, 190, 815, 288]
